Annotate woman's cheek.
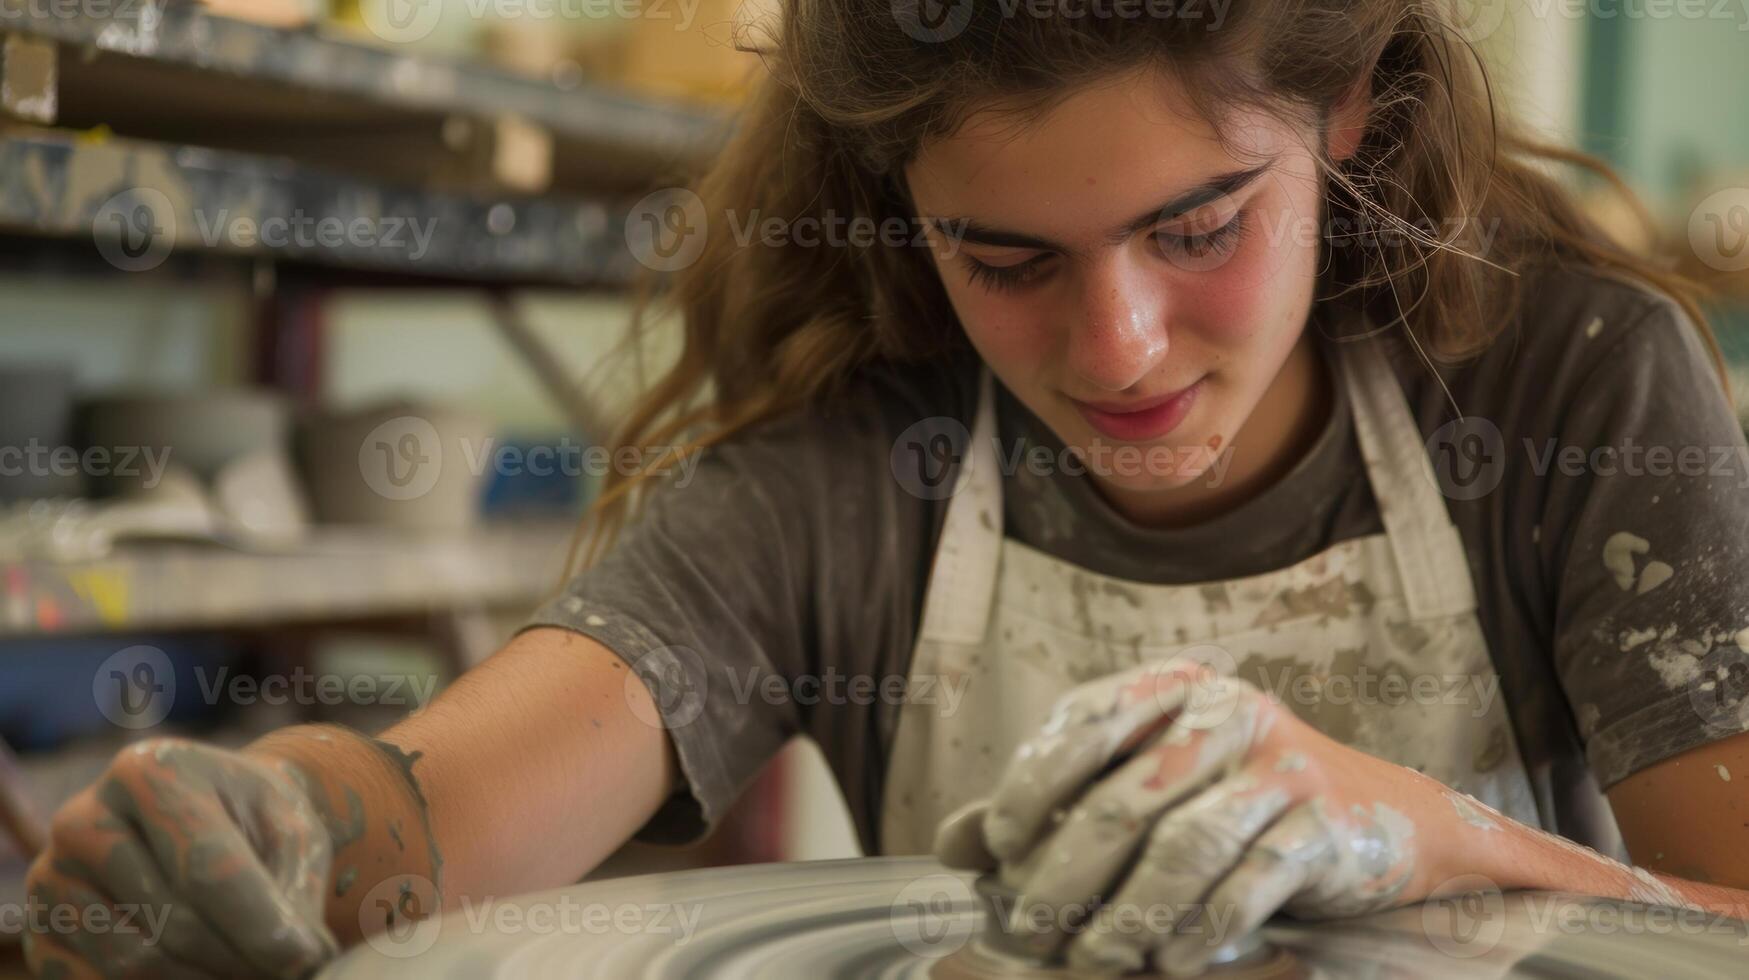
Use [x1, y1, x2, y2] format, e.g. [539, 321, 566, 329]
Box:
[950, 289, 1057, 378]
[1200, 204, 1317, 297]
[1169, 266, 1275, 351]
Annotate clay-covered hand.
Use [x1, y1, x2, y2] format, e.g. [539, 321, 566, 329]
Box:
[24, 737, 340, 979]
[934, 658, 1439, 977]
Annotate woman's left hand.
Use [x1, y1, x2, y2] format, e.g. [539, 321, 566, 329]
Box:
[933, 656, 1487, 976]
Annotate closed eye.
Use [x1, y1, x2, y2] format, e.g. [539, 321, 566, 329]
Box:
[962, 253, 1056, 293]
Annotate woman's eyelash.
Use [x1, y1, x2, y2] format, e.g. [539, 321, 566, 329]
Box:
[960, 212, 1250, 294]
[1156, 212, 1248, 259]
[963, 255, 1050, 292]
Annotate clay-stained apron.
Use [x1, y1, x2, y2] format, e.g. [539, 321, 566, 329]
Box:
[879, 336, 1541, 855]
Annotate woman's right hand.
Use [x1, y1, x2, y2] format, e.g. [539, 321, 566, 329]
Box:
[23, 737, 341, 979]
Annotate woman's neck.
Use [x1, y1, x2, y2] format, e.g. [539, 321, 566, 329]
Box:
[1091, 331, 1335, 530]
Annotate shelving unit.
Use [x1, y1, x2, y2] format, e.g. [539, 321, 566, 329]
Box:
[0, 128, 643, 284]
[0, 0, 728, 282]
[0, 0, 721, 167]
[0, 4, 703, 877]
[1, 519, 574, 637]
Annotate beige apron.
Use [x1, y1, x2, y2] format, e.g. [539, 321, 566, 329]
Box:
[879, 337, 1542, 855]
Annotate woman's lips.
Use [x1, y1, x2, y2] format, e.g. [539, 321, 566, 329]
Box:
[1072, 379, 1205, 442]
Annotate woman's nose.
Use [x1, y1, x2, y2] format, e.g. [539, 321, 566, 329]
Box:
[1065, 256, 1169, 393]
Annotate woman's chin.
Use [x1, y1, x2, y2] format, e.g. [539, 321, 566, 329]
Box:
[1067, 440, 1224, 494]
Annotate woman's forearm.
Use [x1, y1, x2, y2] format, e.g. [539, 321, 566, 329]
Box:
[370, 627, 679, 906]
[244, 725, 445, 947]
[1479, 822, 1749, 918]
[249, 627, 678, 945]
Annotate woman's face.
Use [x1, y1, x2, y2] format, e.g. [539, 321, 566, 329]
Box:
[906, 68, 1359, 503]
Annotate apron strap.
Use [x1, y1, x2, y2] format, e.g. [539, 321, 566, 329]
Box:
[1338, 337, 1480, 620]
[915, 369, 1004, 645]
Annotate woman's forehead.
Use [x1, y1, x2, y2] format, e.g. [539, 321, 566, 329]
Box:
[905, 78, 1295, 227]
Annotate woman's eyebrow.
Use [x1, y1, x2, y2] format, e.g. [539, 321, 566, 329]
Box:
[928, 159, 1275, 253]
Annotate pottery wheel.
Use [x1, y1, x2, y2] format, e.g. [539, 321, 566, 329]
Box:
[318, 857, 1749, 978]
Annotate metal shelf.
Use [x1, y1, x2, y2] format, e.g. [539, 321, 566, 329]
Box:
[0, 128, 641, 284]
[1, 519, 574, 636]
[0, 0, 726, 172]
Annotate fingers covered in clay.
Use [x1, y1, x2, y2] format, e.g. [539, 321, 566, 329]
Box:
[933, 800, 999, 872]
[997, 677, 1271, 959]
[983, 658, 1217, 860]
[1063, 764, 1296, 974]
[23, 738, 340, 980]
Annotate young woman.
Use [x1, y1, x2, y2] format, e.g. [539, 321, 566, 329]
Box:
[26, 0, 1749, 976]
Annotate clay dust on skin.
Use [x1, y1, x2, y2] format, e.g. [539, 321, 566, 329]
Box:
[62, 741, 341, 973]
[959, 662, 1424, 976]
[1434, 785, 1696, 911]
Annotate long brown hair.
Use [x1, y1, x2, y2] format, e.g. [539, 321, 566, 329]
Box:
[572, 0, 1724, 572]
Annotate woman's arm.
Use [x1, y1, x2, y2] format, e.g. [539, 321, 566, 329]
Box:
[376, 626, 679, 905]
[1409, 731, 1749, 920]
[24, 626, 677, 977]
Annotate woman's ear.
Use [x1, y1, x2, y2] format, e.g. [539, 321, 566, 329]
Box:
[1324, 73, 1373, 164]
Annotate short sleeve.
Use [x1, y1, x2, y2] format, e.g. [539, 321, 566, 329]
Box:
[517, 362, 966, 846]
[1544, 296, 1749, 789]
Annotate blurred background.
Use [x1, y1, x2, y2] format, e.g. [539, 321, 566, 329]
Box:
[0, 0, 1745, 968]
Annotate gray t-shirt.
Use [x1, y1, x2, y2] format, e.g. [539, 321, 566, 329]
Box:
[521, 263, 1749, 860]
